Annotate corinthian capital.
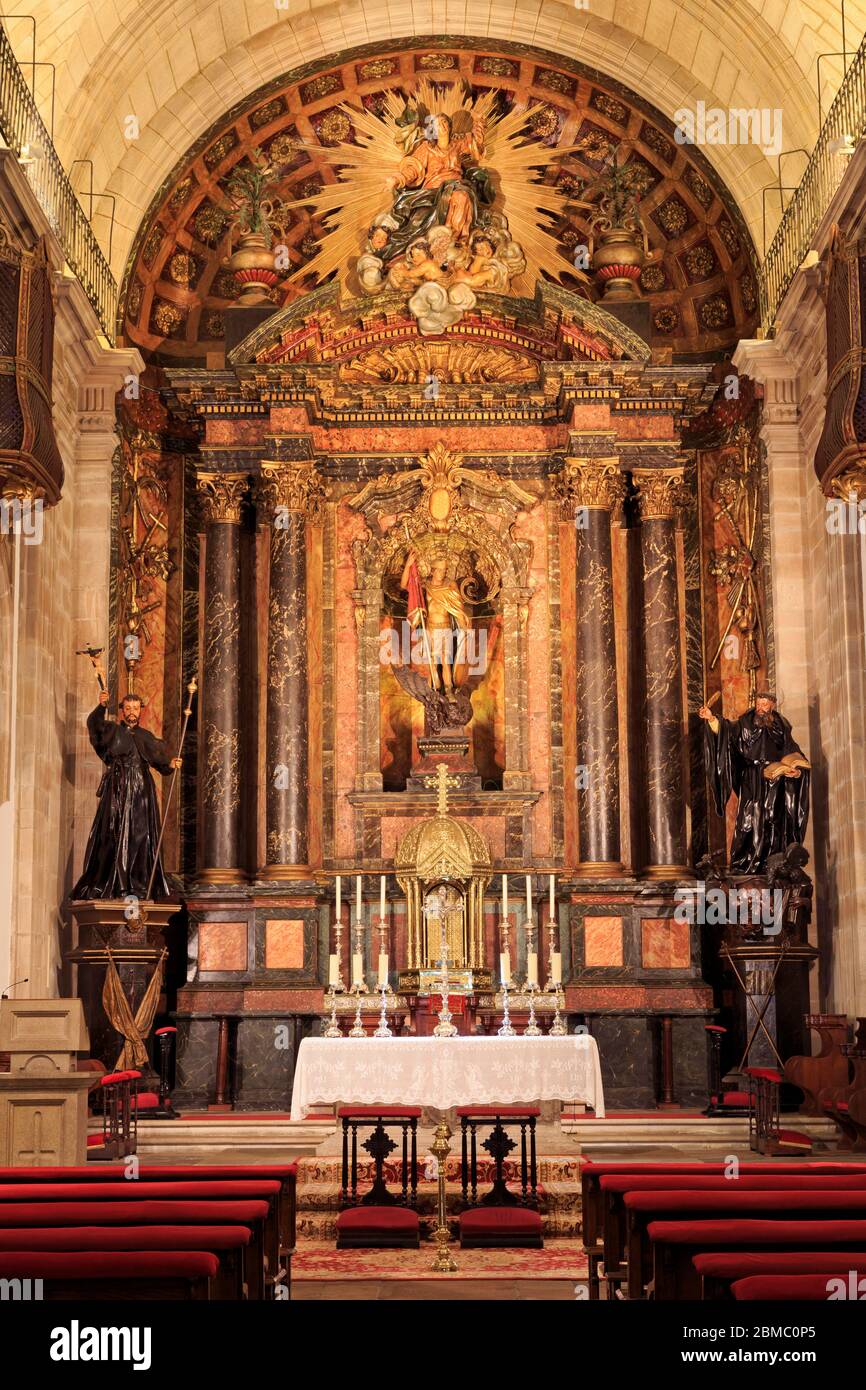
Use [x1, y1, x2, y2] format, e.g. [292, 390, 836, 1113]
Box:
[257, 460, 326, 523]
[555, 457, 626, 517]
[196, 470, 249, 524]
[633, 465, 690, 522]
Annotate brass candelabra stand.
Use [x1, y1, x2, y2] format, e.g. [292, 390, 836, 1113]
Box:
[430, 1120, 457, 1273]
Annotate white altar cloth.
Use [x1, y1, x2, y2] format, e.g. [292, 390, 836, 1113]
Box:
[290, 1034, 605, 1121]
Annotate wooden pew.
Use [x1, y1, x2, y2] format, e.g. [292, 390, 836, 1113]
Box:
[0, 1199, 271, 1300]
[600, 1173, 866, 1298]
[624, 1188, 866, 1299]
[580, 1160, 866, 1299]
[0, 1249, 218, 1300]
[0, 1224, 251, 1300]
[650, 1218, 866, 1301]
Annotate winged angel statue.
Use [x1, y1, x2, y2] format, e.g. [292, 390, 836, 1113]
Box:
[285, 80, 587, 334]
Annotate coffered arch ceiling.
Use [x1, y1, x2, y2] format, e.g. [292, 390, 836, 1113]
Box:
[3, 0, 861, 285]
[119, 38, 760, 364]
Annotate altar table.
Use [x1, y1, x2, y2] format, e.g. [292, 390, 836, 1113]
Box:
[289, 1034, 605, 1121]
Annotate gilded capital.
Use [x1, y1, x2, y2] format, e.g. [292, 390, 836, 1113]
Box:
[257, 460, 326, 523]
[196, 470, 249, 524]
[556, 458, 626, 517]
[633, 466, 689, 522]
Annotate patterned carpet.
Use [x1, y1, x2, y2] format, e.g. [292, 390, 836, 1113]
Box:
[293, 1237, 589, 1281]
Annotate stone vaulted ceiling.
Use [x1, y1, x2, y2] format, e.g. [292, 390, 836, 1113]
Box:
[117, 39, 760, 365]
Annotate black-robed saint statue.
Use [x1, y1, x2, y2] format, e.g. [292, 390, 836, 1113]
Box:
[72, 690, 181, 901]
[699, 690, 810, 876]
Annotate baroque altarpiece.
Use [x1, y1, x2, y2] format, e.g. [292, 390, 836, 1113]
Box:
[87, 40, 789, 1109]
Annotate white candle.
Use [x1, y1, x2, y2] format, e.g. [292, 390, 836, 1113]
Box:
[335, 873, 341, 922]
[378, 953, 389, 988]
[356, 874, 362, 919]
[328, 953, 339, 987]
[527, 951, 538, 987]
[525, 873, 532, 922]
[549, 873, 555, 920]
[380, 874, 386, 922]
[502, 873, 508, 921]
[551, 951, 562, 985]
[499, 950, 511, 985]
[352, 951, 363, 985]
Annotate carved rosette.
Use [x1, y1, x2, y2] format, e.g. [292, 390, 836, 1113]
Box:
[196, 470, 249, 524]
[633, 465, 690, 521]
[257, 459, 326, 522]
[556, 457, 626, 517]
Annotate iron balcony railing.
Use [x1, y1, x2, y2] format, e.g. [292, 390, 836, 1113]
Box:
[0, 24, 116, 341]
[761, 33, 866, 335]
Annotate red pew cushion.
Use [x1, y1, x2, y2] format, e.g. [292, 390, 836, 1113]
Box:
[647, 1219, 866, 1246]
[732, 1274, 852, 1301]
[0, 1225, 252, 1252]
[456, 1106, 541, 1117]
[0, 1200, 270, 1226]
[694, 1252, 866, 1280]
[460, 1207, 542, 1236]
[601, 1174, 866, 1193]
[580, 1160, 866, 1174]
[0, 1251, 219, 1281]
[0, 1164, 297, 1181]
[336, 1206, 419, 1233]
[625, 1190, 866, 1215]
[0, 1180, 280, 1201]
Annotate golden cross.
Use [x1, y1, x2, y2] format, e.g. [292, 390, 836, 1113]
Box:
[434, 763, 461, 815]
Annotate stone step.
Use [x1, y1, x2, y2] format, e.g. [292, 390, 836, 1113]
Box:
[566, 1114, 837, 1151]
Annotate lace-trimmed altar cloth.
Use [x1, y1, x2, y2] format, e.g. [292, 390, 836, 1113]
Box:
[290, 1034, 605, 1121]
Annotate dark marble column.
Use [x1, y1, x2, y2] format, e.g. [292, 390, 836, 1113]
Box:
[257, 461, 324, 876]
[558, 458, 626, 873]
[196, 471, 247, 882]
[634, 466, 690, 877]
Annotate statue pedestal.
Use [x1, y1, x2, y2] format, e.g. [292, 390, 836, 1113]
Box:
[407, 733, 480, 791]
[0, 999, 93, 1165]
[67, 899, 181, 1072]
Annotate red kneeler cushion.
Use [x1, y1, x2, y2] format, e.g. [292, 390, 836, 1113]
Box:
[337, 1207, 419, 1232]
[456, 1106, 541, 1117]
[625, 1190, 866, 1216]
[601, 1174, 866, 1193]
[460, 1206, 543, 1248]
[581, 1160, 866, 1174]
[335, 1206, 420, 1248]
[732, 1274, 852, 1301]
[336, 1107, 422, 1118]
[0, 1250, 219, 1282]
[0, 1225, 252, 1252]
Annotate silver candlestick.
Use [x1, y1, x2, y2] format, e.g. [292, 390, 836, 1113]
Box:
[524, 989, 541, 1036]
[550, 989, 567, 1036]
[323, 987, 342, 1038]
[498, 980, 516, 1037]
[348, 996, 366, 1038]
[374, 983, 393, 1037]
[433, 928, 457, 1037]
[543, 917, 558, 993]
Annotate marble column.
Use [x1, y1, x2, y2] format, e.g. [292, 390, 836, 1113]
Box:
[558, 458, 626, 873]
[634, 465, 690, 877]
[257, 461, 324, 877]
[196, 471, 247, 883]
